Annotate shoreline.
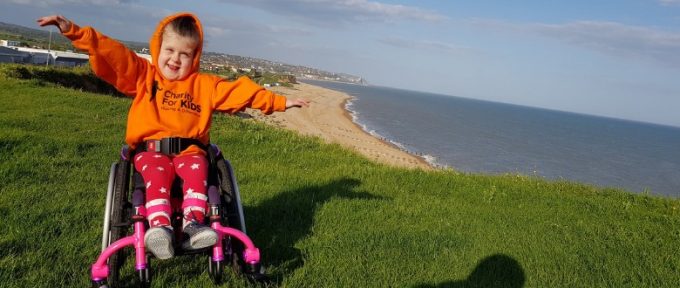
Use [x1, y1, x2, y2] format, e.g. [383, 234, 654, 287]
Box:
[340, 97, 435, 169]
[249, 82, 433, 170]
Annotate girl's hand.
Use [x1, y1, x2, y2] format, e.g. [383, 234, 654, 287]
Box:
[286, 98, 310, 109]
[36, 15, 72, 33]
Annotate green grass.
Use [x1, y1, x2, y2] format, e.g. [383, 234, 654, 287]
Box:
[1, 64, 680, 287]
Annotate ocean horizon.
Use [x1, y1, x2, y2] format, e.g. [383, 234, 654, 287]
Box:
[303, 79, 680, 198]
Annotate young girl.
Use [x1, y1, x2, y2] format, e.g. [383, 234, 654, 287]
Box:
[37, 13, 309, 259]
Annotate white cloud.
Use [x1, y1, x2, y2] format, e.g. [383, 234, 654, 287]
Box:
[659, 0, 680, 6]
[202, 16, 313, 37]
[7, 0, 51, 7]
[221, 0, 446, 26]
[533, 21, 680, 67]
[8, 0, 137, 6]
[378, 37, 468, 54]
[328, 0, 446, 22]
[470, 19, 680, 68]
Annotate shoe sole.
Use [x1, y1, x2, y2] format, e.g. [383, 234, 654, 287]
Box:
[183, 230, 218, 250]
[145, 231, 174, 260]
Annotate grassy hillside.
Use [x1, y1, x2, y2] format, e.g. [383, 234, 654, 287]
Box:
[1, 64, 679, 287]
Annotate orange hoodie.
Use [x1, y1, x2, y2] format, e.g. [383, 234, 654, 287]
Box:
[62, 13, 287, 154]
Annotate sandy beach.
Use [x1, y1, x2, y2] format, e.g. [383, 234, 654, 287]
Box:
[245, 82, 432, 170]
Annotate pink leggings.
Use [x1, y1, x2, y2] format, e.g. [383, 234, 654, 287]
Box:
[134, 152, 209, 228]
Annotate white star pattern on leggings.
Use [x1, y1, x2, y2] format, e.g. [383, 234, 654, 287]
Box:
[142, 164, 148, 171]
[136, 155, 143, 162]
[159, 187, 167, 193]
[178, 163, 185, 168]
[154, 154, 163, 158]
[157, 166, 165, 172]
[191, 163, 200, 170]
[146, 181, 152, 189]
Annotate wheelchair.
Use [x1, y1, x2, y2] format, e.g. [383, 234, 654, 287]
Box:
[90, 143, 266, 287]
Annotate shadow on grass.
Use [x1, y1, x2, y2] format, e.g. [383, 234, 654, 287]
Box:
[245, 177, 386, 283]
[414, 254, 525, 288]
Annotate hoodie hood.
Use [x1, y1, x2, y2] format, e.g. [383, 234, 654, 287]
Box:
[149, 12, 204, 79]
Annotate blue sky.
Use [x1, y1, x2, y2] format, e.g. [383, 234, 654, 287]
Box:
[3, 0, 680, 127]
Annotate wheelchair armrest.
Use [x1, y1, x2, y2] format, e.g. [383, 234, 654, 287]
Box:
[120, 145, 130, 161]
[209, 144, 222, 158]
[132, 189, 145, 207]
[208, 185, 221, 205]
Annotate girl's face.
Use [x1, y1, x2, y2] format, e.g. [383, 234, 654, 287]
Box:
[158, 29, 197, 80]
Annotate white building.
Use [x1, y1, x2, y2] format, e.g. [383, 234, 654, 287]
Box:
[1, 40, 89, 67]
[1, 39, 152, 66]
[0, 40, 21, 47]
[0, 46, 30, 63]
[11, 47, 89, 67]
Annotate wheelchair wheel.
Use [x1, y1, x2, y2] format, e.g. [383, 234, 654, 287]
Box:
[215, 158, 245, 233]
[208, 256, 224, 284]
[218, 160, 267, 282]
[106, 160, 132, 287]
[208, 147, 267, 282]
[206, 156, 248, 280]
[137, 265, 151, 288]
[215, 159, 247, 271]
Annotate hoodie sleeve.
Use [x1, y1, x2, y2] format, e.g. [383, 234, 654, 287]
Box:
[212, 76, 287, 115]
[62, 23, 148, 97]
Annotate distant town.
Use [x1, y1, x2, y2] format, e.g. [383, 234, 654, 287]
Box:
[199, 51, 366, 85]
[0, 21, 367, 85]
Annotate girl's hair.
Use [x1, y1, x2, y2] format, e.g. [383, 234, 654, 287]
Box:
[166, 16, 200, 43]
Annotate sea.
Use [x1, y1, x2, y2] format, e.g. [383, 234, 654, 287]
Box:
[302, 80, 680, 198]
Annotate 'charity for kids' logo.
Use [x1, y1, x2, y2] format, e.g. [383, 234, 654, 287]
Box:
[160, 89, 201, 114]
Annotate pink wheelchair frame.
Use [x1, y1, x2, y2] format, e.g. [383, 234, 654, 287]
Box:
[90, 145, 264, 287]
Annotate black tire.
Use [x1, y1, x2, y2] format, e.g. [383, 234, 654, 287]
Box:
[228, 237, 245, 275]
[137, 267, 151, 288]
[211, 149, 262, 280]
[208, 256, 224, 284]
[215, 159, 235, 216]
[210, 156, 243, 280]
[215, 159, 247, 274]
[245, 265, 269, 283]
[107, 160, 131, 287]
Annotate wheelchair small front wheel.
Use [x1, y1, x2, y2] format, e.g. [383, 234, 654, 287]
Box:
[92, 280, 108, 288]
[208, 256, 224, 284]
[245, 263, 269, 283]
[137, 267, 151, 288]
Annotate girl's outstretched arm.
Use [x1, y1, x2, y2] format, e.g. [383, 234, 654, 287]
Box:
[36, 14, 148, 97]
